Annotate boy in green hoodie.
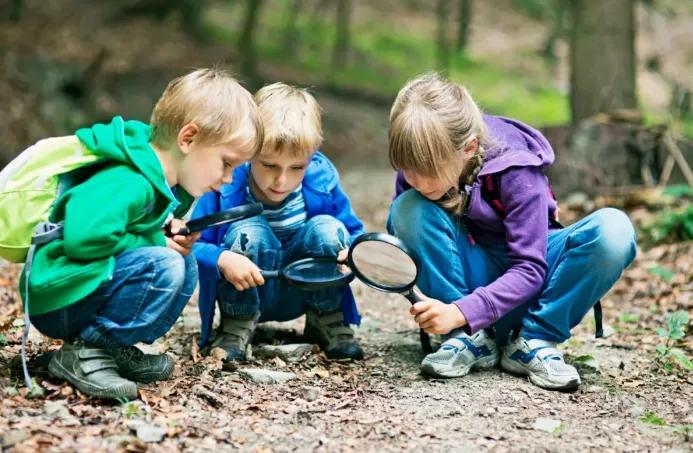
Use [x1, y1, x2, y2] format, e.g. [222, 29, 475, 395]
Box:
[19, 68, 263, 400]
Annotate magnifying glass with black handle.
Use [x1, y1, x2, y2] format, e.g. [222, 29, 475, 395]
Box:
[168, 202, 264, 236]
[346, 232, 433, 354]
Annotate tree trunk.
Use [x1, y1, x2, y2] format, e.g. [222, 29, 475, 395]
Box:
[238, 0, 263, 80]
[436, 0, 451, 74]
[282, 0, 304, 57]
[570, 0, 637, 123]
[455, 0, 471, 52]
[332, 0, 352, 68]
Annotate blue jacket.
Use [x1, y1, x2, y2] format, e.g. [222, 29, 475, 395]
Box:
[192, 151, 366, 346]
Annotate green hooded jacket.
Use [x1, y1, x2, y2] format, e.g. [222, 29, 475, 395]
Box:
[21, 116, 194, 316]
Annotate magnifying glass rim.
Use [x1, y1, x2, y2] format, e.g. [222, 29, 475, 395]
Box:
[282, 256, 355, 289]
[347, 232, 419, 292]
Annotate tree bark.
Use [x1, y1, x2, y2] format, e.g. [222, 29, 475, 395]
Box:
[436, 0, 452, 74]
[455, 0, 471, 52]
[282, 0, 304, 56]
[570, 0, 637, 123]
[238, 0, 263, 80]
[332, 0, 352, 68]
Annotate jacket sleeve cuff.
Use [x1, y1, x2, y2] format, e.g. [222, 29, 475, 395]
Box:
[193, 242, 224, 281]
[452, 290, 497, 335]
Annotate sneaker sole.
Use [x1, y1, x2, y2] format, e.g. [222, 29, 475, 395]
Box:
[421, 354, 498, 378]
[48, 358, 138, 401]
[500, 356, 580, 391]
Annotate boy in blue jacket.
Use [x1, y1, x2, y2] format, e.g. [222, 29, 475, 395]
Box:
[193, 83, 365, 361]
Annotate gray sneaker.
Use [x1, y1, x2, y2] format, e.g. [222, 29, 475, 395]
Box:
[111, 346, 175, 383]
[500, 337, 580, 390]
[211, 313, 260, 362]
[48, 342, 138, 401]
[421, 329, 499, 378]
[304, 310, 363, 360]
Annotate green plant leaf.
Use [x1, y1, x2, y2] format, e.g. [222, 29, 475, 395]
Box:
[662, 184, 693, 198]
[655, 344, 668, 356]
[669, 348, 693, 371]
[618, 312, 639, 324]
[648, 265, 675, 281]
[641, 412, 666, 426]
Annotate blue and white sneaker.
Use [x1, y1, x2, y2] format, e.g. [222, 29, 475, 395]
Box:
[500, 337, 580, 390]
[420, 329, 499, 378]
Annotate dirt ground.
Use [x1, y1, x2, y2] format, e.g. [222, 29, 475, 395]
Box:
[1, 141, 691, 451]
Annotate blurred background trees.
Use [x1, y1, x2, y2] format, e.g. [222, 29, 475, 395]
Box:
[1, 0, 691, 194]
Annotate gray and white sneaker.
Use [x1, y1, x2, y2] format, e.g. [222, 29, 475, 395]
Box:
[500, 337, 580, 390]
[420, 329, 499, 378]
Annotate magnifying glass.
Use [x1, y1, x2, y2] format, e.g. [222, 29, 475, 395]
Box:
[259, 257, 354, 290]
[174, 202, 264, 236]
[346, 232, 433, 354]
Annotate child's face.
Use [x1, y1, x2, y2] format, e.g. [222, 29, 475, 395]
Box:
[402, 169, 454, 201]
[249, 148, 311, 205]
[178, 140, 251, 197]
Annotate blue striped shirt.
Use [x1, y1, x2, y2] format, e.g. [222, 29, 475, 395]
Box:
[246, 185, 307, 243]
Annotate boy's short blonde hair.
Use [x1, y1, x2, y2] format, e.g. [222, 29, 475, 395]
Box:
[254, 82, 322, 157]
[150, 68, 263, 156]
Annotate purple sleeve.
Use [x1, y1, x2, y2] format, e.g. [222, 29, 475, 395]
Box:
[453, 167, 549, 333]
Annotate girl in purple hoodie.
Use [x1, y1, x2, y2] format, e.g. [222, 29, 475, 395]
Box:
[387, 73, 636, 390]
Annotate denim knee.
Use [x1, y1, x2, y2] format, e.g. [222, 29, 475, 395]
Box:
[587, 208, 637, 268]
[222, 217, 280, 261]
[389, 189, 453, 244]
[300, 215, 350, 256]
[145, 247, 188, 292]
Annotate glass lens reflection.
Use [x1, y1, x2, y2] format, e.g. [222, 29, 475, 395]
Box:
[350, 240, 417, 289]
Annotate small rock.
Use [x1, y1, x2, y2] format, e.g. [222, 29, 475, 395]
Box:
[1, 429, 29, 448]
[533, 417, 563, 434]
[583, 385, 604, 393]
[601, 324, 616, 338]
[496, 406, 519, 414]
[44, 400, 80, 426]
[238, 368, 297, 384]
[301, 386, 320, 402]
[210, 347, 228, 361]
[135, 423, 166, 443]
[254, 344, 314, 362]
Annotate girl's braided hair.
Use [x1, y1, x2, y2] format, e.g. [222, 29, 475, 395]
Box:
[388, 72, 488, 216]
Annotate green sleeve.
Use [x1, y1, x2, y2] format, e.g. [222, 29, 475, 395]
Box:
[60, 166, 158, 260]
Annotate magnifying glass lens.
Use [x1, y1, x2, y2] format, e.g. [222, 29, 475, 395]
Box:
[350, 240, 417, 290]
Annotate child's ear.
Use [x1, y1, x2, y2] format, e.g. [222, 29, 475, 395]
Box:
[177, 123, 200, 155]
[463, 137, 479, 155]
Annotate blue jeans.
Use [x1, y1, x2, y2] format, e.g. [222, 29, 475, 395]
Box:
[31, 247, 198, 349]
[388, 190, 637, 344]
[217, 215, 350, 321]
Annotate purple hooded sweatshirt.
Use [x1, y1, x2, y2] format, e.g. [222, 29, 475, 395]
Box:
[394, 114, 558, 334]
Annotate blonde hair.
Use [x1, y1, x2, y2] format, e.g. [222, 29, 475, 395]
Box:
[389, 72, 488, 215]
[254, 82, 323, 157]
[150, 68, 263, 156]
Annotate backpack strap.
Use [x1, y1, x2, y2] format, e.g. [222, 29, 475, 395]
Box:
[479, 173, 602, 338]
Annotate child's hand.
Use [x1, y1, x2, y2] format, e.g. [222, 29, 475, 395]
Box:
[218, 250, 265, 291]
[337, 248, 348, 263]
[166, 219, 201, 256]
[410, 298, 467, 334]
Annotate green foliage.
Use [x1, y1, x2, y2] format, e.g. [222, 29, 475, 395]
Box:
[647, 265, 675, 282]
[0, 333, 7, 346]
[27, 378, 45, 399]
[657, 310, 689, 341]
[654, 310, 691, 373]
[208, 2, 570, 126]
[618, 312, 640, 324]
[641, 204, 693, 245]
[121, 401, 142, 418]
[641, 411, 666, 426]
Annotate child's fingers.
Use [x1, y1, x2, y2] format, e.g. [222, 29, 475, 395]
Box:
[410, 301, 431, 315]
[415, 309, 436, 325]
[250, 268, 265, 286]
